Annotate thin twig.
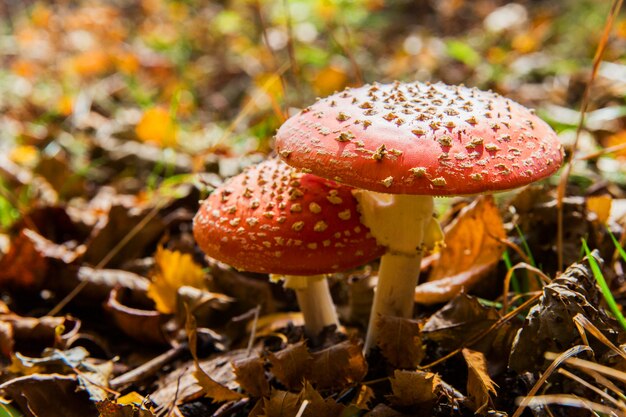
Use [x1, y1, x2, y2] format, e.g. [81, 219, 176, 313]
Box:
[512, 345, 593, 417]
[556, 0, 624, 271]
[420, 293, 541, 369]
[47, 197, 166, 316]
[109, 343, 187, 390]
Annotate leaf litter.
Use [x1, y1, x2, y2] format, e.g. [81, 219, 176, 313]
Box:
[0, 0, 626, 416]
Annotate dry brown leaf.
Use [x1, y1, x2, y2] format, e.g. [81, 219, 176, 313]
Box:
[254, 382, 344, 417]
[257, 390, 300, 417]
[376, 315, 424, 369]
[233, 356, 270, 397]
[307, 340, 367, 390]
[251, 312, 304, 339]
[387, 369, 440, 407]
[268, 341, 312, 391]
[462, 348, 497, 414]
[82, 202, 165, 268]
[149, 349, 252, 407]
[185, 309, 244, 402]
[422, 294, 518, 369]
[509, 251, 617, 373]
[0, 374, 97, 417]
[0, 229, 82, 289]
[363, 404, 409, 416]
[415, 196, 505, 305]
[105, 287, 170, 345]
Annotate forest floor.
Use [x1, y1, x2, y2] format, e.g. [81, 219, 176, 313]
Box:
[0, 0, 626, 416]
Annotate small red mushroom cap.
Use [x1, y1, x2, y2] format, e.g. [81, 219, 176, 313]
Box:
[275, 81, 563, 195]
[193, 159, 384, 275]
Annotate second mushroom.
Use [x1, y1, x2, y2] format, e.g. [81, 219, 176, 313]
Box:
[193, 158, 384, 337]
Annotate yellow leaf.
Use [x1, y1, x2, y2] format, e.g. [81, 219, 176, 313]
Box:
[415, 196, 506, 305]
[9, 145, 39, 167]
[117, 392, 148, 406]
[11, 59, 37, 79]
[511, 32, 538, 54]
[313, 66, 348, 97]
[147, 247, 205, 314]
[316, 0, 337, 20]
[586, 195, 612, 225]
[66, 50, 112, 77]
[605, 130, 626, 159]
[135, 107, 177, 147]
[31, 4, 52, 28]
[56, 95, 74, 116]
[115, 51, 140, 75]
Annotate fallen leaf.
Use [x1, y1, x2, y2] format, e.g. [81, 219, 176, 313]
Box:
[96, 402, 155, 417]
[0, 374, 97, 417]
[6, 347, 113, 402]
[422, 294, 518, 370]
[251, 312, 304, 339]
[254, 382, 344, 417]
[256, 390, 299, 417]
[312, 66, 348, 96]
[352, 384, 375, 409]
[268, 341, 312, 391]
[387, 369, 440, 407]
[105, 287, 170, 345]
[149, 349, 253, 407]
[307, 340, 367, 390]
[376, 315, 424, 369]
[82, 202, 165, 268]
[416, 196, 505, 304]
[509, 251, 618, 373]
[8, 145, 38, 167]
[0, 229, 82, 289]
[605, 130, 626, 159]
[233, 356, 270, 397]
[65, 50, 112, 77]
[148, 247, 206, 314]
[363, 404, 409, 416]
[2, 312, 79, 357]
[135, 107, 177, 147]
[462, 348, 497, 414]
[175, 285, 234, 328]
[586, 195, 612, 225]
[185, 309, 244, 402]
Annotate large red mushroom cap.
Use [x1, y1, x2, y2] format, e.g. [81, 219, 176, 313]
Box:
[193, 159, 384, 275]
[275, 81, 563, 195]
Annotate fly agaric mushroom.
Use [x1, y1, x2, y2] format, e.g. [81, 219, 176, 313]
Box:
[193, 158, 383, 337]
[275, 81, 563, 352]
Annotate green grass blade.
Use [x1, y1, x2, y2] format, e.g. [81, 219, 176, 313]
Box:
[502, 250, 522, 294]
[607, 228, 626, 263]
[582, 239, 626, 331]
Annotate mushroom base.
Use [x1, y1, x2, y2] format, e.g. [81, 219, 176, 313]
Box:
[353, 192, 443, 353]
[283, 275, 339, 337]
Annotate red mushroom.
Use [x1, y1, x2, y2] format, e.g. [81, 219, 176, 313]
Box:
[193, 158, 383, 337]
[275, 81, 563, 352]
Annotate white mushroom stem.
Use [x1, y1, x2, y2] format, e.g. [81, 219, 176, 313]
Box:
[353, 192, 443, 353]
[281, 274, 339, 337]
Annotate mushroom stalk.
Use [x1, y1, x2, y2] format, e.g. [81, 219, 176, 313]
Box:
[354, 192, 443, 353]
[283, 275, 339, 337]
